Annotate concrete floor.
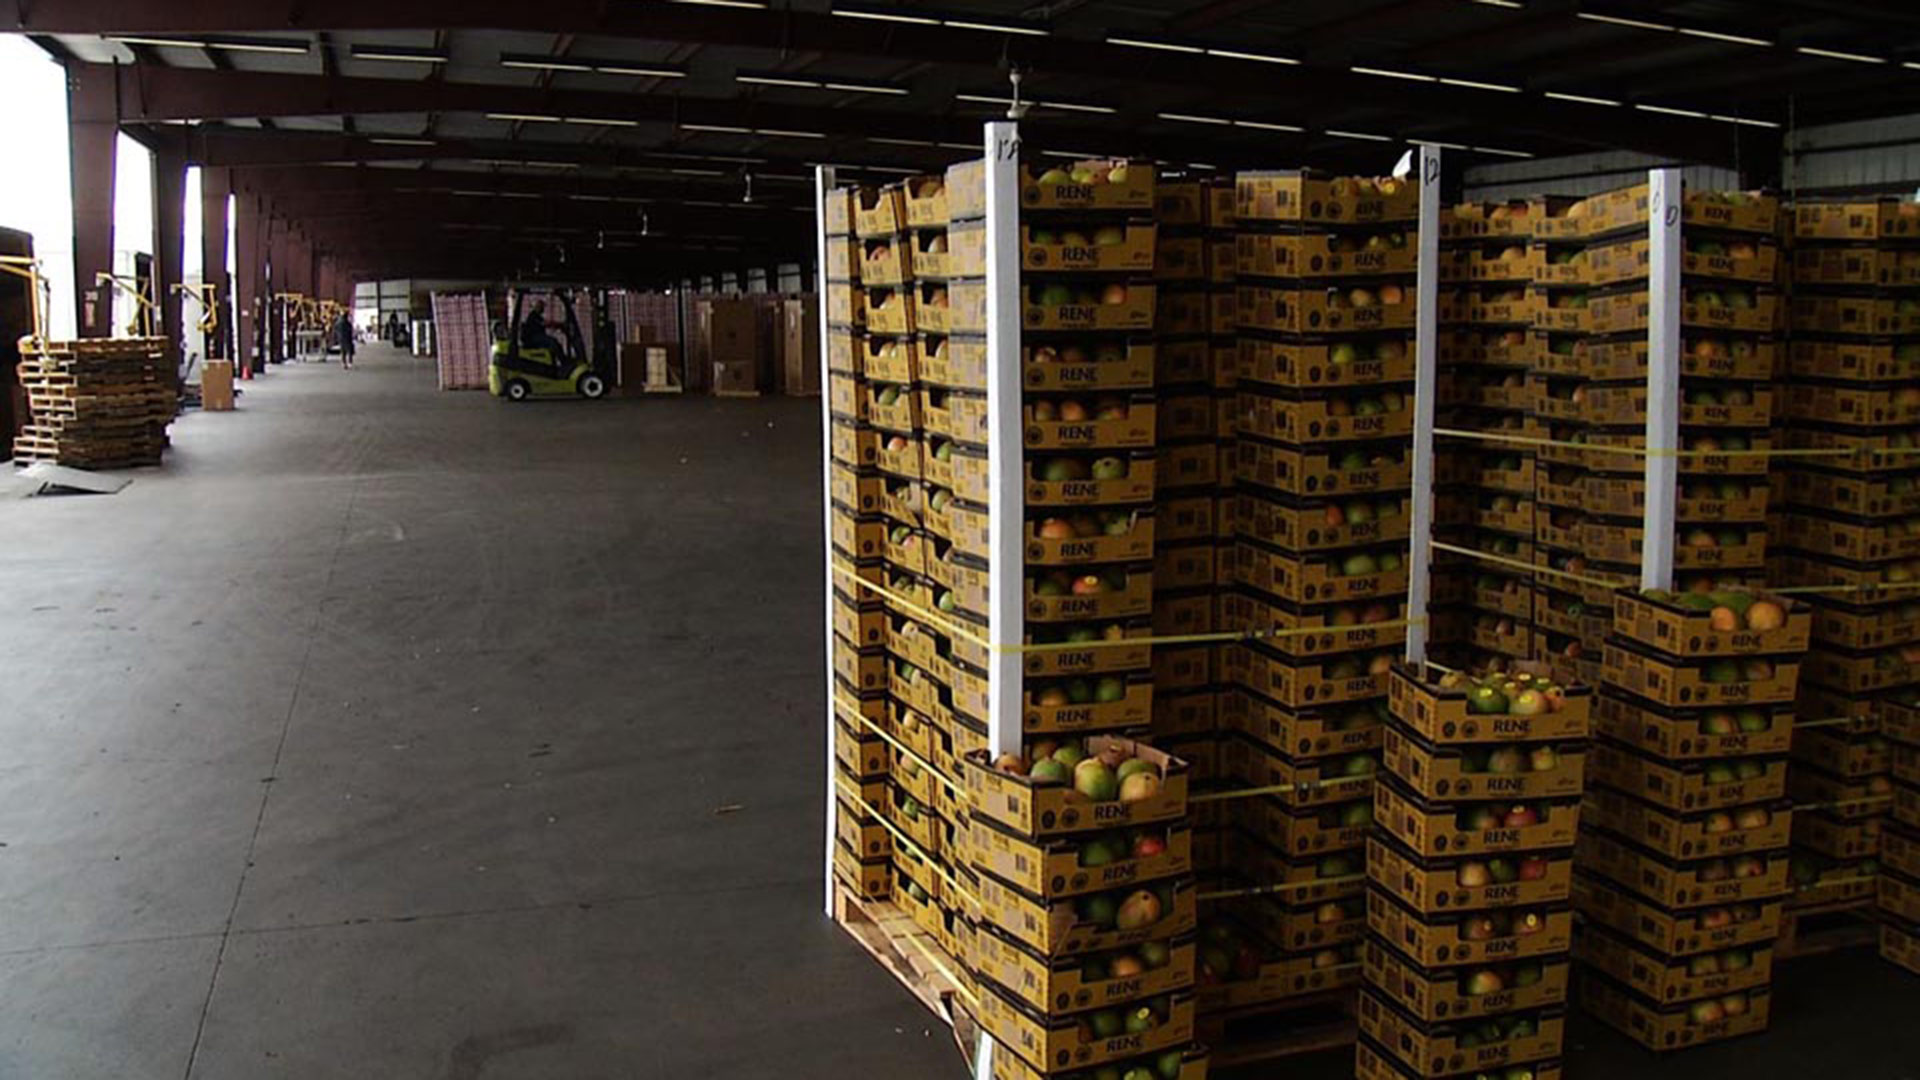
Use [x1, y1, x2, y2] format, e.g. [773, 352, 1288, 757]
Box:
[1, 344, 1915, 1079]
[0, 344, 961, 1079]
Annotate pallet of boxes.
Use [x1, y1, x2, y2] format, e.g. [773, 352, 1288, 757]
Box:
[1196, 171, 1420, 1066]
[1428, 199, 1549, 671]
[1529, 185, 1781, 689]
[13, 337, 176, 468]
[1775, 197, 1920, 952]
[955, 156, 1211, 1080]
[1575, 587, 1810, 1049]
[1358, 659, 1589, 1080]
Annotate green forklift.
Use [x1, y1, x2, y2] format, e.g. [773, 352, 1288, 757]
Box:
[489, 287, 610, 401]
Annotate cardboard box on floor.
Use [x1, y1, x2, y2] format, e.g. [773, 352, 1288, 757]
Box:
[202, 361, 235, 411]
[692, 297, 759, 395]
[783, 296, 821, 396]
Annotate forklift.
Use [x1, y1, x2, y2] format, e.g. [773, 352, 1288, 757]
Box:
[489, 287, 610, 401]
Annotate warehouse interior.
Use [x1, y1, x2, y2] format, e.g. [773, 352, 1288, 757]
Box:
[7, 2, 1920, 1078]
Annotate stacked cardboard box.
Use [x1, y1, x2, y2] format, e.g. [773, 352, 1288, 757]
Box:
[1199, 171, 1421, 1030]
[1881, 692, 1920, 973]
[13, 338, 176, 468]
[429, 291, 492, 390]
[1430, 200, 1548, 669]
[1575, 590, 1810, 1049]
[1148, 175, 1238, 882]
[1775, 199, 1920, 919]
[1360, 661, 1589, 1080]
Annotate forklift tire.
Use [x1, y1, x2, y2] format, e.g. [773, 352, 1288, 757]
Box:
[506, 379, 532, 402]
[578, 373, 608, 400]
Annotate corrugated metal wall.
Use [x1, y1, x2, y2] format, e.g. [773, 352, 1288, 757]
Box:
[1463, 115, 1920, 201]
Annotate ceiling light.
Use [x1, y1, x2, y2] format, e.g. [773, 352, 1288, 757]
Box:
[110, 34, 310, 55]
[1238, 120, 1305, 132]
[1040, 150, 1111, 159]
[826, 82, 910, 95]
[487, 113, 563, 123]
[369, 137, 438, 147]
[832, 7, 940, 24]
[1635, 103, 1710, 118]
[1205, 47, 1300, 64]
[668, 168, 728, 176]
[738, 74, 821, 88]
[1544, 91, 1622, 106]
[351, 45, 448, 63]
[1576, 13, 1674, 32]
[500, 53, 686, 78]
[870, 137, 941, 147]
[1159, 112, 1231, 125]
[1441, 77, 1521, 92]
[1675, 27, 1770, 47]
[1422, 140, 1472, 150]
[566, 117, 641, 127]
[1106, 36, 1204, 54]
[1797, 46, 1886, 64]
[1352, 66, 1435, 82]
[942, 19, 1047, 36]
[569, 194, 614, 202]
[1188, 162, 1217, 169]
[1469, 0, 1523, 8]
[1325, 130, 1392, 142]
[1712, 115, 1782, 128]
[1471, 146, 1535, 158]
[755, 129, 828, 139]
[669, 0, 769, 8]
[683, 123, 754, 134]
[956, 93, 1114, 114]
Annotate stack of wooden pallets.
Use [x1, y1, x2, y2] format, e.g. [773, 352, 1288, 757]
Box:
[12, 337, 176, 469]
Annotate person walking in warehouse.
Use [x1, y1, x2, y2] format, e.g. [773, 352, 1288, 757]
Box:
[333, 310, 357, 371]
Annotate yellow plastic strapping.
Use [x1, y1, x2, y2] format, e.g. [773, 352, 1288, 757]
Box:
[837, 696, 964, 797]
[1434, 427, 1856, 459]
[832, 776, 982, 907]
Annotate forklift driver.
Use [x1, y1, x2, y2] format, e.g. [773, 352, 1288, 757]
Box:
[521, 298, 565, 357]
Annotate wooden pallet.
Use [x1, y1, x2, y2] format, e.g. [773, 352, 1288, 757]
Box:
[1202, 986, 1359, 1070]
[1778, 898, 1879, 959]
[832, 881, 965, 1024]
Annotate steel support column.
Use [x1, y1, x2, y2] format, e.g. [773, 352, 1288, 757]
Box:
[67, 62, 117, 338]
[234, 192, 263, 375]
[201, 166, 231, 360]
[153, 144, 187, 370]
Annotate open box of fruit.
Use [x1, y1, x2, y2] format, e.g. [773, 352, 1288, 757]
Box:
[1241, 229, 1418, 279]
[1021, 160, 1154, 211]
[1026, 567, 1155, 623]
[1022, 676, 1154, 734]
[1381, 727, 1585, 802]
[1377, 779, 1580, 858]
[1612, 588, 1808, 657]
[1233, 890, 1368, 954]
[1577, 829, 1790, 909]
[1024, 340, 1156, 392]
[1017, 620, 1155, 679]
[1790, 766, 1896, 822]
[1583, 785, 1790, 860]
[1025, 282, 1157, 332]
[1779, 504, 1920, 563]
[964, 734, 1188, 838]
[1601, 641, 1799, 707]
[1221, 591, 1408, 660]
[1236, 171, 1418, 225]
[1223, 688, 1386, 760]
[1803, 643, 1920, 695]
[973, 868, 1196, 959]
[1224, 835, 1368, 907]
[1219, 734, 1378, 811]
[1238, 334, 1416, 390]
[1025, 394, 1156, 449]
[1587, 740, 1788, 812]
[1236, 792, 1377, 858]
[1388, 662, 1590, 746]
[1027, 509, 1154, 565]
[1790, 723, 1890, 778]
[1592, 692, 1793, 761]
[969, 920, 1196, 1017]
[1232, 540, 1409, 606]
[961, 811, 1193, 903]
[1234, 489, 1410, 554]
[986, 1042, 1207, 1080]
[1575, 970, 1770, 1051]
[1366, 888, 1573, 968]
[1358, 991, 1565, 1079]
[1019, 451, 1157, 507]
[1238, 385, 1416, 445]
[1787, 851, 1880, 907]
[1792, 806, 1883, 861]
[1238, 282, 1418, 335]
[975, 979, 1195, 1075]
[1576, 923, 1773, 1006]
[1572, 872, 1782, 956]
[1356, 1039, 1561, 1080]
[1235, 437, 1410, 498]
[1024, 223, 1157, 273]
[1363, 939, 1569, 1023]
[1368, 835, 1571, 915]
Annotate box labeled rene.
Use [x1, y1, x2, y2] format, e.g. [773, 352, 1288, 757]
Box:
[1376, 778, 1579, 858]
[1234, 437, 1412, 498]
[1024, 223, 1156, 273]
[1238, 283, 1417, 334]
[1382, 726, 1585, 803]
[1020, 160, 1154, 211]
[1024, 341, 1155, 392]
[1363, 938, 1569, 1024]
[1236, 171, 1418, 225]
[1584, 785, 1791, 860]
[1576, 970, 1770, 1052]
[1576, 829, 1789, 909]
[1220, 590, 1409, 659]
[1387, 663, 1591, 746]
[1358, 991, 1565, 1079]
[1223, 642, 1390, 709]
[1367, 888, 1574, 969]
[1601, 641, 1800, 707]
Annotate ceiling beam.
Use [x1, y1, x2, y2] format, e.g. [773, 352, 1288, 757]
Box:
[21, 2, 1741, 162]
